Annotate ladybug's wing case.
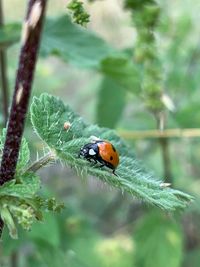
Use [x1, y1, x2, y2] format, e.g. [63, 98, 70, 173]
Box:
[97, 142, 119, 169]
[79, 141, 119, 174]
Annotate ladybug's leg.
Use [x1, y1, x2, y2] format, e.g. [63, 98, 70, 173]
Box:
[86, 157, 98, 165]
[91, 158, 97, 163]
[90, 159, 98, 166]
[112, 169, 118, 177]
[99, 164, 106, 169]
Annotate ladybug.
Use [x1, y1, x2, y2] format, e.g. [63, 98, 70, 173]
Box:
[79, 140, 119, 175]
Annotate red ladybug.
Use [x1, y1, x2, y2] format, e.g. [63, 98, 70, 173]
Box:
[79, 140, 119, 175]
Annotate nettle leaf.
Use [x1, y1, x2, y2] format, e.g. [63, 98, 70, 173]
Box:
[30, 93, 193, 211]
[0, 129, 30, 173]
[96, 76, 126, 128]
[30, 93, 87, 148]
[0, 23, 21, 49]
[41, 15, 115, 68]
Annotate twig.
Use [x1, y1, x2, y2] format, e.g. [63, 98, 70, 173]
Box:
[119, 128, 200, 139]
[0, 0, 47, 236]
[0, 0, 9, 125]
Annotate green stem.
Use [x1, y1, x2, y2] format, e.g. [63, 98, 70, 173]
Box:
[26, 152, 56, 173]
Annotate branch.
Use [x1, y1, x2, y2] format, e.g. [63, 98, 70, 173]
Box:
[0, 0, 47, 236]
[119, 128, 200, 139]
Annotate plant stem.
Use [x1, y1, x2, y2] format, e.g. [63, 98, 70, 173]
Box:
[156, 117, 172, 184]
[119, 128, 200, 139]
[159, 137, 172, 183]
[0, 0, 48, 236]
[26, 152, 56, 173]
[0, 0, 9, 125]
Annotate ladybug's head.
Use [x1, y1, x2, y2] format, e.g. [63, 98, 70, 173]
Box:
[79, 144, 90, 157]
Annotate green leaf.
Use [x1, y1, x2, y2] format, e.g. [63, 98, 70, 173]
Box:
[17, 138, 30, 172]
[0, 23, 21, 49]
[30, 93, 193, 211]
[30, 94, 86, 149]
[100, 57, 141, 93]
[134, 211, 183, 267]
[41, 16, 115, 68]
[0, 172, 40, 199]
[96, 76, 126, 128]
[0, 129, 30, 173]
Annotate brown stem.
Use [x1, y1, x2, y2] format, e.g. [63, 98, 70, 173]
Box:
[0, 0, 9, 125]
[0, 0, 48, 236]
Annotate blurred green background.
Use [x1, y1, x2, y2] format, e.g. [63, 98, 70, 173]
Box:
[0, 0, 200, 266]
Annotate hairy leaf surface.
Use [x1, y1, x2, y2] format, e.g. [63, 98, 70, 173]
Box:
[30, 94, 193, 211]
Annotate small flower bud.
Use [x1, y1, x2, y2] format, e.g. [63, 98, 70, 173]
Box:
[64, 121, 71, 130]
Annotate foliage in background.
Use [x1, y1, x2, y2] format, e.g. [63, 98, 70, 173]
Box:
[0, 0, 200, 267]
[67, 0, 90, 26]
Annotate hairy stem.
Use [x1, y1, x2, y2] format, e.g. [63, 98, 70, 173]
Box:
[0, 0, 9, 125]
[0, 0, 48, 236]
[26, 152, 56, 173]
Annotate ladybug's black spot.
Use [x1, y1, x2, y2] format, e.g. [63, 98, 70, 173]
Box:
[111, 145, 116, 152]
[110, 156, 113, 161]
